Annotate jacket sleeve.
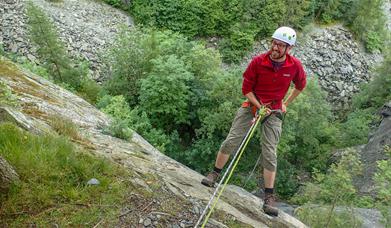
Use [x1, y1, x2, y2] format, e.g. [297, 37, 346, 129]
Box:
[242, 58, 258, 96]
[292, 59, 306, 91]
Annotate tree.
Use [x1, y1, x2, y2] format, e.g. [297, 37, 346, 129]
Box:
[279, 78, 338, 171]
[293, 150, 365, 227]
[26, 2, 83, 88]
[348, 0, 387, 52]
[139, 55, 194, 130]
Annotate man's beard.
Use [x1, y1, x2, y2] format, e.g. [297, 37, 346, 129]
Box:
[270, 50, 284, 60]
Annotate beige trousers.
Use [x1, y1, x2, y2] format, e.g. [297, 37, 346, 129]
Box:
[219, 107, 283, 171]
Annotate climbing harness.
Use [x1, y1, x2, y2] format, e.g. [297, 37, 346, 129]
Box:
[194, 107, 267, 228]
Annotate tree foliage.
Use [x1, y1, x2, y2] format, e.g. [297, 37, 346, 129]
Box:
[26, 2, 83, 88]
[374, 146, 391, 226]
[0, 81, 18, 108]
[139, 55, 194, 129]
[293, 150, 366, 227]
[347, 0, 387, 52]
[26, 2, 101, 104]
[338, 49, 391, 147]
[99, 0, 389, 200]
[279, 78, 338, 172]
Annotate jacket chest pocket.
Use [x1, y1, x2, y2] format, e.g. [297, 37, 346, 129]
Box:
[257, 70, 274, 86]
[275, 71, 293, 86]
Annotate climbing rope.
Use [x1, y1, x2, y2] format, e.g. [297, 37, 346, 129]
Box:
[194, 107, 267, 228]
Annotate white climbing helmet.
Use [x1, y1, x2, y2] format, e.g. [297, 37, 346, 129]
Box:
[272, 26, 296, 46]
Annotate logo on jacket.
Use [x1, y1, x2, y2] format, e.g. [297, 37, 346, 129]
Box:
[283, 73, 291, 77]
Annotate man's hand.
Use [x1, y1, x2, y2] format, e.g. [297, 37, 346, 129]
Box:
[256, 106, 271, 117]
[282, 102, 287, 113]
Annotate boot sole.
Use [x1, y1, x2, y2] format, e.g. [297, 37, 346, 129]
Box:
[263, 206, 279, 217]
[264, 210, 278, 217]
[201, 179, 215, 187]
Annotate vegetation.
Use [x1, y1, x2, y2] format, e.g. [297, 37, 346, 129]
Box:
[0, 80, 18, 107]
[374, 146, 391, 226]
[0, 123, 130, 226]
[26, 2, 101, 104]
[292, 150, 366, 227]
[99, 26, 348, 198]
[1, 0, 389, 225]
[103, 0, 386, 61]
[346, 0, 387, 52]
[49, 115, 83, 141]
[292, 144, 391, 227]
[339, 50, 391, 147]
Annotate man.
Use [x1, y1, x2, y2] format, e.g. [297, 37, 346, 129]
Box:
[201, 26, 306, 216]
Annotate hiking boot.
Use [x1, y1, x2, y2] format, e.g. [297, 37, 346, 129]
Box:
[263, 192, 279, 216]
[201, 171, 220, 187]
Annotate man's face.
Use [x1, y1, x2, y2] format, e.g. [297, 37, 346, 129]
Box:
[270, 39, 290, 60]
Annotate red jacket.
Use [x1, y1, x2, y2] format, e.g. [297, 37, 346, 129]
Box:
[242, 51, 306, 110]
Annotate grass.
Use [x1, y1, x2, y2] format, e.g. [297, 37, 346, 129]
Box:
[0, 122, 131, 226]
[49, 115, 83, 141]
[0, 121, 251, 226]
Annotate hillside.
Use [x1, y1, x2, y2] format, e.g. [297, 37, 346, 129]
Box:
[1, 0, 390, 227]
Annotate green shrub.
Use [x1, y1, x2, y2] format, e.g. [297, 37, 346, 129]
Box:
[77, 78, 102, 105]
[130, 0, 316, 63]
[347, 0, 386, 53]
[374, 146, 391, 226]
[26, 2, 85, 89]
[252, 0, 285, 38]
[352, 49, 391, 111]
[293, 150, 366, 227]
[292, 150, 362, 205]
[296, 206, 362, 228]
[279, 78, 338, 172]
[276, 158, 299, 199]
[364, 31, 383, 53]
[139, 55, 194, 129]
[219, 26, 255, 63]
[102, 27, 149, 106]
[282, 0, 312, 29]
[309, 0, 365, 25]
[18, 58, 51, 80]
[337, 49, 390, 147]
[338, 109, 372, 147]
[131, 0, 222, 37]
[100, 95, 132, 124]
[103, 0, 122, 8]
[103, 118, 133, 140]
[49, 115, 82, 141]
[0, 81, 18, 107]
[98, 95, 170, 152]
[184, 137, 221, 173]
[0, 44, 5, 56]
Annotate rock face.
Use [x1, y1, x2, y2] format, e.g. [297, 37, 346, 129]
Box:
[248, 25, 383, 113]
[0, 155, 19, 194]
[385, 0, 391, 31]
[0, 57, 307, 227]
[356, 101, 391, 195]
[0, 0, 132, 80]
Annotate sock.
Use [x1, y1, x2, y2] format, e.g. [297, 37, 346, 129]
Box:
[214, 167, 222, 173]
[265, 188, 274, 194]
